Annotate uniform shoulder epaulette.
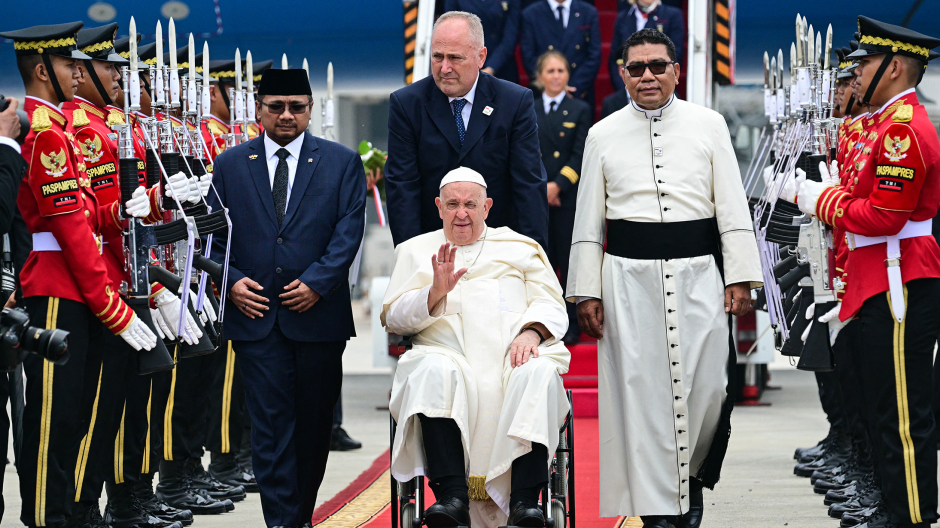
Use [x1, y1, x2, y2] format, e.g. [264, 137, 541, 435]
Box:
[849, 119, 864, 133]
[892, 104, 913, 123]
[31, 106, 52, 132]
[107, 110, 125, 126]
[206, 119, 228, 136]
[72, 108, 91, 128]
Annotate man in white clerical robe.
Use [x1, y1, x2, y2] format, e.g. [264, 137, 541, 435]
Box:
[566, 29, 762, 528]
[383, 168, 570, 528]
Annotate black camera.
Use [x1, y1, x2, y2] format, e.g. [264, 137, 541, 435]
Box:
[0, 307, 69, 372]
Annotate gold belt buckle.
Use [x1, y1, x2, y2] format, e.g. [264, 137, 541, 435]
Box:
[845, 232, 857, 251]
[885, 257, 901, 268]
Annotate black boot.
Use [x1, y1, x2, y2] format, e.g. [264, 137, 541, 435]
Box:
[188, 458, 246, 503]
[104, 481, 184, 528]
[155, 460, 228, 515]
[678, 478, 703, 528]
[330, 425, 362, 451]
[134, 473, 194, 526]
[208, 452, 259, 493]
[65, 501, 108, 528]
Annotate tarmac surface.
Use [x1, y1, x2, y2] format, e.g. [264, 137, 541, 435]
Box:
[0, 367, 936, 527]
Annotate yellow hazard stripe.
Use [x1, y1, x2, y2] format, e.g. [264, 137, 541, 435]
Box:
[888, 286, 921, 524]
[36, 297, 59, 526]
[74, 362, 104, 501]
[221, 342, 235, 453]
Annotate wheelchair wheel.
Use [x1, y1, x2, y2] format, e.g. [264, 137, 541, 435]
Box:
[552, 499, 567, 528]
[401, 502, 418, 528]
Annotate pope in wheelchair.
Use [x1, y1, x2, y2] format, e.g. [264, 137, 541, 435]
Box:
[382, 168, 571, 528]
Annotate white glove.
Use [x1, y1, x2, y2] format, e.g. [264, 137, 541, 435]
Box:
[165, 172, 192, 203]
[150, 308, 168, 340]
[197, 172, 213, 197]
[153, 288, 203, 344]
[797, 178, 828, 216]
[818, 303, 847, 346]
[124, 186, 151, 218]
[800, 302, 816, 343]
[120, 316, 158, 351]
[779, 169, 802, 203]
[189, 290, 218, 324]
[186, 176, 201, 204]
[820, 160, 840, 188]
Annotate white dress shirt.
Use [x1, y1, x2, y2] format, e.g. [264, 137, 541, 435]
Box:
[448, 73, 479, 132]
[0, 136, 20, 155]
[542, 91, 566, 115]
[264, 131, 305, 206]
[548, 0, 573, 28]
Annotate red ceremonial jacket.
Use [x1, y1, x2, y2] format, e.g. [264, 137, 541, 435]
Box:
[816, 90, 940, 319]
[17, 97, 135, 334]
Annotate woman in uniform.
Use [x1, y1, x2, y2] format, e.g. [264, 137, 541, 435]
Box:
[534, 50, 591, 344]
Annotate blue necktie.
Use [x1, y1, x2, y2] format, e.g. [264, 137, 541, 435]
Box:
[452, 98, 467, 144]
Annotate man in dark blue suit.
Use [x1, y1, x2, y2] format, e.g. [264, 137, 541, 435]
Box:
[444, 0, 521, 83]
[520, 0, 601, 109]
[608, 0, 685, 91]
[386, 10, 548, 249]
[208, 69, 365, 528]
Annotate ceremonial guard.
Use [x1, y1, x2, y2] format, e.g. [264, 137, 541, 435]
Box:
[797, 17, 940, 528]
[520, 0, 601, 109]
[445, 0, 522, 83]
[0, 21, 160, 528]
[566, 29, 761, 528]
[196, 57, 234, 161]
[533, 50, 590, 344]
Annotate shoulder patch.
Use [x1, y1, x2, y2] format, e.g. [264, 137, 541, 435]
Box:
[892, 104, 913, 123]
[31, 106, 52, 132]
[72, 108, 91, 128]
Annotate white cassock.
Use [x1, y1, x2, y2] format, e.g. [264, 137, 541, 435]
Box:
[383, 226, 571, 528]
[566, 96, 762, 517]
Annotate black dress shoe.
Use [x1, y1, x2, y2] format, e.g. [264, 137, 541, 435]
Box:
[209, 452, 260, 493]
[65, 502, 108, 528]
[840, 503, 880, 528]
[562, 328, 581, 346]
[640, 517, 675, 528]
[105, 482, 185, 528]
[189, 459, 246, 502]
[508, 502, 545, 527]
[330, 426, 362, 451]
[156, 460, 229, 515]
[424, 497, 470, 528]
[134, 477, 194, 526]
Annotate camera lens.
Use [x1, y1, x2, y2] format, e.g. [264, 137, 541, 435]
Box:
[21, 326, 69, 365]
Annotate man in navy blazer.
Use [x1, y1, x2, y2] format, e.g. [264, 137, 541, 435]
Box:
[608, 0, 685, 91]
[521, 0, 601, 109]
[208, 69, 365, 528]
[386, 10, 548, 249]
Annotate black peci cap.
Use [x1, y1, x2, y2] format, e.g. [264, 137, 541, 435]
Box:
[847, 15, 940, 62]
[0, 21, 90, 59]
[76, 23, 126, 63]
[257, 69, 311, 96]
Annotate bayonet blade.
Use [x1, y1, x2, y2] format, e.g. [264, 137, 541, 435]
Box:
[302, 58, 309, 77]
[825, 24, 833, 69]
[764, 51, 770, 88]
[202, 41, 209, 80]
[168, 18, 177, 69]
[129, 17, 138, 71]
[282, 54, 288, 69]
[188, 34, 195, 80]
[246, 51, 253, 92]
[790, 42, 797, 72]
[815, 31, 822, 66]
[778, 49, 785, 88]
[235, 48, 242, 91]
[807, 24, 815, 67]
[770, 56, 777, 90]
[156, 21, 164, 69]
[795, 16, 804, 67]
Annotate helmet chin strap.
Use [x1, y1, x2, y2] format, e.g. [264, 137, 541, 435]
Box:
[860, 53, 895, 107]
[141, 74, 151, 98]
[83, 59, 114, 107]
[844, 94, 856, 117]
[41, 54, 67, 105]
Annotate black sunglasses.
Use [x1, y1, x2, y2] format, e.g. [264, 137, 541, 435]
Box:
[260, 101, 311, 115]
[624, 61, 676, 78]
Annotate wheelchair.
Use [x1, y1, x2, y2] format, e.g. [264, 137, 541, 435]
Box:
[390, 390, 576, 528]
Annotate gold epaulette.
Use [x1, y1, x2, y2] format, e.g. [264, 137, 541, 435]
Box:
[206, 119, 228, 136]
[892, 104, 913, 123]
[107, 110, 125, 127]
[31, 106, 52, 132]
[72, 108, 90, 128]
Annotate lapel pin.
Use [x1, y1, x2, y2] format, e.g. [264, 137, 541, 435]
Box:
[249, 154, 258, 160]
[483, 106, 494, 116]
[308, 158, 313, 163]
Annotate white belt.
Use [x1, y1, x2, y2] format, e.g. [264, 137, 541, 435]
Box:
[845, 219, 933, 322]
[33, 232, 108, 255]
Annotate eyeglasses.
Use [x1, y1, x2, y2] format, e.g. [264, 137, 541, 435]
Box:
[624, 61, 676, 78]
[259, 101, 311, 115]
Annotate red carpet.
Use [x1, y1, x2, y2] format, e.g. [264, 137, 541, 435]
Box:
[311, 419, 639, 528]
